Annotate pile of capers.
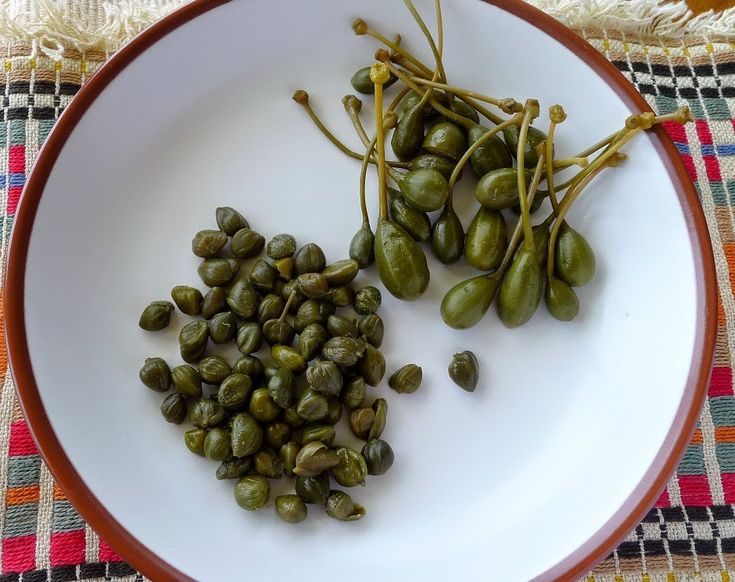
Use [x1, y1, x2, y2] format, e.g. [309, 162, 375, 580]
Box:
[138, 207, 422, 524]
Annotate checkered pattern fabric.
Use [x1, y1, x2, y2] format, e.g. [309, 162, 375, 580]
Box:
[0, 26, 734, 582]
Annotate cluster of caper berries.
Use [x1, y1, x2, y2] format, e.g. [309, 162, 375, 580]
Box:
[138, 207, 424, 524]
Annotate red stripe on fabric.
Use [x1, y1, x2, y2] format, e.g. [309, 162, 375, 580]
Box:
[677, 474, 713, 505]
[7, 186, 22, 215]
[721, 473, 735, 504]
[8, 145, 24, 174]
[709, 367, 733, 397]
[662, 120, 687, 142]
[680, 154, 697, 182]
[695, 119, 714, 145]
[2, 534, 37, 573]
[654, 487, 671, 508]
[703, 155, 722, 182]
[98, 539, 122, 562]
[8, 421, 37, 456]
[50, 530, 86, 566]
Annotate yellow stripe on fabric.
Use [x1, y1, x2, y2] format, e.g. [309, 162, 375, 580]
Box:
[722, 571, 731, 582]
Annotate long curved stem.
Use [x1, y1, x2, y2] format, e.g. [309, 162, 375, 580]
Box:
[373, 73, 389, 221]
[353, 19, 434, 77]
[279, 290, 298, 322]
[546, 122, 560, 214]
[410, 76, 520, 112]
[359, 135, 378, 226]
[516, 106, 536, 252]
[403, 0, 446, 82]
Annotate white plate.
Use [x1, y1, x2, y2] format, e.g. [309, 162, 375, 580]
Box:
[6, 1, 716, 580]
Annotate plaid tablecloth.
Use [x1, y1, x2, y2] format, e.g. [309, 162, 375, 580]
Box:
[0, 13, 734, 582]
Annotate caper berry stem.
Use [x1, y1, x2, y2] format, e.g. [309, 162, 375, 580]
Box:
[359, 135, 376, 226]
[280, 289, 298, 322]
[516, 101, 540, 252]
[410, 76, 521, 114]
[352, 18, 434, 78]
[345, 87, 412, 150]
[372, 63, 391, 221]
[546, 107, 564, 214]
[402, 0, 447, 83]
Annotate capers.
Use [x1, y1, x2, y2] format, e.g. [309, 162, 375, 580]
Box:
[389, 364, 423, 394]
[204, 428, 233, 461]
[297, 324, 327, 362]
[198, 257, 240, 287]
[192, 229, 228, 258]
[295, 473, 330, 504]
[231, 413, 263, 457]
[448, 350, 479, 392]
[171, 364, 202, 398]
[323, 259, 360, 286]
[171, 285, 202, 316]
[327, 314, 357, 338]
[160, 393, 187, 424]
[227, 279, 259, 319]
[294, 299, 335, 332]
[265, 422, 291, 450]
[361, 439, 394, 475]
[325, 285, 354, 307]
[358, 343, 386, 386]
[217, 373, 253, 410]
[293, 441, 340, 477]
[368, 398, 387, 440]
[191, 398, 225, 429]
[306, 360, 343, 397]
[201, 287, 227, 319]
[296, 388, 329, 422]
[280, 442, 301, 477]
[138, 301, 173, 331]
[354, 286, 381, 315]
[234, 474, 269, 511]
[272, 345, 307, 374]
[178, 320, 208, 363]
[184, 428, 207, 456]
[249, 258, 278, 293]
[297, 272, 329, 297]
[209, 311, 237, 343]
[236, 322, 262, 355]
[139, 357, 170, 392]
[322, 336, 366, 366]
[294, 242, 326, 274]
[257, 294, 284, 324]
[254, 449, 284, 479]
[273, 257, 295, 280]
[216, 457, 251, 480]
[198, 356, 231, 384]
[249, 388, 281, 423]
[300, 424, 336, 447]
[263, 318, 295, 345]
[233, 355, 264, 381]
[349, 407, 375, 439]
[342, 376, 366, 409]
[267, 233, 297, 259]
[331, 447, 368, 487]
[275, 494, 308, 524]
[216, 206, 248, 235]
[231, 228, 265, 259]
[325, 490, 365, 521]
[358, 314, 384, 347]
[268, 367, 295, 409]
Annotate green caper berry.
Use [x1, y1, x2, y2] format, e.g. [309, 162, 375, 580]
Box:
[160, 393, 187, 424]
[171, 364, 202, 398]
[216, 206, 248, 235]
[389, 364, 423, 394]
[191, 398, 226, 428]
[139, 357, 170, 392]
[234, 474, 269, 511]
[231, 227, 265, 259]
[138, 301, 174, 331]
[191, 229, 228, 258]
[294, 243, 326, 274]
[201, 287, 227, 319]
[295, 473, 330, 504]
[325, 490, 365, 521]
[171, 285, 202, 316]
[448, 350, 479, 392]
[267, 233, 297, 259]
[354, 286, 381, 315]
[198, 355, 231, 384]
[204, 428, 233, 461]
[208, 311, 237, 344]
[184, 428, 207, 456]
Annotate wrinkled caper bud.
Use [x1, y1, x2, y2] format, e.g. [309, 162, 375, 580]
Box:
[171, 364, 202, 398]
[267, 233, 297, 259]
[331, 447, 368, 487]
[216, 457, 251, 480]
[282, 407, 305, 429]
[280, 279, 304, 312]
[191, 398, 225, 428]
[275, 494, 307, 524]
[361, 439, 394, 475]
[198, 258, 240, 287]
[325, 490, 365, 521]
[233, 355, 264, 381]
[138, 301, 173, 331]
[204, 428, 233, 461]
[265, 422, 291, 450]
[201, 286, 227, 319]
[349, 407, 375, 440]
[209, 311, 237, 343]
[184, 428, 207, 455]
[306, 360, 343, 397]
[227, 279, 259, 319]
[249, 387, 281, 423]
[357, 314, 384, 348]
[354, 286, 381, 315]
[216, 206, 248, 235]
[160, 393, 187, 424]
[293, 441, 341, 477]
[297, 272, 329, 298]
[272, 345, 307, 374]
[198, 355, 231, 384]
[323, 259, 360, 286]
[369, 398, 387, 441]
[139, 357, 170, 392]
[262, 318, 295, 346]
[272, 257, 295, 280]
[234, 474, 269, 511]
[236, 322, 262, 356]
[294, 243, 327, 274]
[322, 336, 366, 367]
[231, 227, 265, 259]
[179, 320, 209, 363]
[171, 285, 203, 316]
[325, 397, 343, 426]
[358, 343, 386, 387]
[257, 294, 284, 324]
[342, 376, 366, 409]
[295, 473, 330, 504]
[325, 285, 354, 307]
[231, 413, 263, 457]
[254, 449, 284, 479]
[300, 424, 336, 447]
[217, 373, 252, 410]
[249, 258, 278, 293]
[298, 323, 329, 361]
[294, 300, 335, 333]
[389, 364, 423, 394]
[327, 314, 357, 338]
[191, 229, 228, 258]
[268, 367, 295, 409]
[280, 441, 301, 477]
[296, 388, 329, 422]
[448, 350, 479, 392]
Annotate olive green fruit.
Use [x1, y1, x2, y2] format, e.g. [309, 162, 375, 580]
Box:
[389, 364, 423, 394]
[322, 336, 366, 367]
[323, 259, 360, 286]
[325, 398, 343, 426]
[191, 229, 228, 258]
[216, 206, 248, 235]
[350, 66, 397, 94]
[497, 248, 543, 328]
[449, 100, 480, 123]
[295, 473, 330, 504]
[265, 422, 291, 450]
[391, 105, 424, 161]
[257, 294, 284, 324]
[215, 457, 251, 480]
[300, 424, 335, 447]
[273, 257, 295, 280]
[440, 273, 502, 329]
[178, 320, 208, 363]
[138, 301, 173, 331]
[231, 228, 265, 259]
[236, 322, 262, 356]
[389, 189, 431, 242]
[408, 153, 456, 179]
[349, 407, 375, 439]
[545, 276, 580, 321]
[448, 350, 479, 392]
[298, 323, 329, 361]
[280, 279, 304, 312]
[306, 360, 343, 397]
[208, 311, 237, 344]
[293, 441, 340, 477]
[295, 300, 335, 333]
[231, 413, 263, 457]
[249, 388, 281, 423]
[267, 233, 297, 259]
[217, 373, 253, 410]
[294, 243, 326, 275]
[354, 286, 381, 315]
[198, 355, 231, 384]
[296, 388, 329, 422]
[249, 259, 277, 293]
[327, 314, 357, 338]
[263, 318, 295, 346]
[198, 257, 240, 287]
[503, 124, 548, 168]
[464, 208, 507, 271]
[280, 442, 301, 477]
[394, 168, 449, 212]
[233, 355, 264, 381]
[422, 121, 467, 161]
[368, 398, 387, 441]
[375, 220, 430, 301]
[358, 343, 386, 386]
[431, 204, 465, 265]
[268, 367, 295, 408]
[160, 393, 187, 424]
[331, 447, 368, 487]
[184, 428, 207, 455]
[467, 124, 513, 177]
[362, 439, 394, 476]
[358, 314, 384, 348]
[254, 449, 284, 479]
[201, 286, 227, 319]
[171, 364, 202, 398]
[204, 428, 232, 461]
[226, 279, 259, 320]
[234, 474, 269, 511]
[342, 376, 366, 409]
[272, 345, 307, 374]
[511, 192, 545, 216]
[171, 285, 202, 316]
[475, 168, 532, 210]
[191, 398, 225, 428]
[554, 223, 596, 287]
[528, 224, 551, 269]
[325, 285, 354, 307]
[399, 89, 447, 118]
[297, 272, 329, 298]
[349, 223, 375, 269]
[139, 357, 170, 392]
[326, 490, 366, 521]
[275, 494, 307, 524]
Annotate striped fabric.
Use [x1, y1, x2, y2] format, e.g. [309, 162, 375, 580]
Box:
[0, 28, 733, 582]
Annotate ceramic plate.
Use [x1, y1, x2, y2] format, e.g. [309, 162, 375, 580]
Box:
[5, 0, 716, 580]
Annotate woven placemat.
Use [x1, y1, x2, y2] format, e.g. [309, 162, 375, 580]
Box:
[1, 2, 735, 581]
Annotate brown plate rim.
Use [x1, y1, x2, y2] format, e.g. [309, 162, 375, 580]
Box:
[3, 0, 717, 580]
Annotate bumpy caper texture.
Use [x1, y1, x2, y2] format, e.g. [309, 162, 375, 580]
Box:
[179, 320, 208, 363]
[297, 272, 329, 298]
[295, 473, 330, 504]
[280, 442, 301, 477]
[322, 336, 366, 367]
[139, 357, 170, 392]
[191, 398, 225, 428]
[198, 257, 240, 287]
[448, 350, 479, 392]
[192, 229, 227, 258]
[216, 457, 252, 480]
[184, 428, 207, 455]
[204, 428, 233, 462]
[201, 286, 227, 319]
[227, 279, 259, 319]
[209, 311, 237, 344]
[234, 474, 269, 511]
[354, 286, 382, 315]
[138, 301, 173, 331]
[325, 490, 365, 521]
[217, 373, 253, 410]
[331, 447, 368, 487]
[171, 285, 202, 316]
[171, 364, 202, 398]
[268, 367, 295, 409]
[358, 314, 384, 348]
[306, 360, 343, 397]
[255, 449, 284, 479]
[267, 233, 297, 259]
[300, 424, 336, 447]
[275, 494, 308, 524]
[198, 355, 231, 384]
[342, 376, 366, 409]
[231, 228, 265, 259]
[160, 393, 187, 424]
[389, 364, 423, 394]
[231, 413, 263, 457]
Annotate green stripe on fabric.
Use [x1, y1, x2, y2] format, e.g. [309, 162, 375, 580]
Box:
[0, 121, 6, 145]
[9, 119, 25, 145]
[3, 503, 38, 537]
[38, 119, 54, 144]
[678, 444, 706, 475]
[704, 98, 733, 121]
[52, 499, 85, 533]
[6, 455, 40, 488]
[711, 181, 727, 206]
[710, 396, 735, 426]
[654, 95, 680, 115]
[717, 442, 735, 473]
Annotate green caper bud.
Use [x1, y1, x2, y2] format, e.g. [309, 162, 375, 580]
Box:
[293, 441, 340, 477]
[249, 258, 278, 293]
[545, 276, 580, 321]
[208, 311, 237, 343]
[280, 279, 304, 312]
[305, 360, 342, 397]
[139, 357, 170, 392]
[191, 398, 225, 428]
[361, 439, 394, 475]
[201, 286, 227, 319]
[231, 413, 263, 457]
[323, 259, 360, 286]
[357, 314, 384, 347]
[325, 397, 343, 426]
[298, 323, 329, 361]
[236, 322, 262, 356]
[198, 355, 231, 384]
[280, 441, 301, 477]
[389, 364, 423, 394]
[268, 368, 295, 409]
[257, 294, 284, 324]
[297, 272, 329, 298]
[227, 279, 259, 319]
[249, 387, 281, 422]
[267, 233, 297, 259]
[138, 301, 173, 331]
[231, 227, 265, 259]
[282, 407, 305, 429]
[300, 424, 335, 447]
[322, 336, 366, 367]
[191, 229, 228, 258]
[275, 494, 307, 524]
[217, 373, 253, 410]
[368, 398, 387, 440]
[354, 286, 381, 315]
[233, 355, 264, 381]
[273, 278, 286, 297]
[265, 422, 291, 450]
[171, 364, 202, 398]
[234, 474, 269, 511]
[178, 320, 209, 363]
[350, 66, 397, 93]
[554, 223, 596, 287]
[294, 299, 335, 333]
[254, 449, 284, 479]
[215, 206, 248, 235]
[184, 428, 207, 455]
[325, 490, 365, 521]
[273, 257, 295, 280]
[296, 388, 329, 422]
[358, 343, 386, 386]
[349, 407, 375, 439]
[204, 428, 233, 461]
[216, 457, 251, 480]
[331, 446, 368, 487]
[342, 376, 366, 409]
[198, 258, 240, 287]
[325, 285, 354, 307]
[294, 243, 326, 274]
[272, 345, 307, 374]
[327, 314, 357, 338]
[295, 473, 330, 504]
[160, 393, 187, 424]
[349, 223, 375, 269]
[408, 153, 456, 179]
[263, 318, 295, 345]
[170, 285, 203, 316]
[448, 350, 479, 392]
